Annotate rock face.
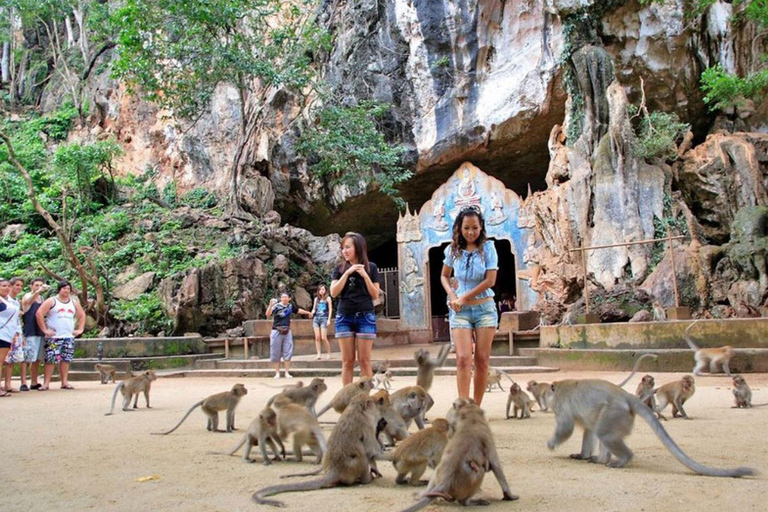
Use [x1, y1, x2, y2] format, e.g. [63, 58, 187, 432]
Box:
[113, 272, 156, 300]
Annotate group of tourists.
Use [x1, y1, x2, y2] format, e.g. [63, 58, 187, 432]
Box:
[0, 278, 85, 395]
[267, 205, 501, 404]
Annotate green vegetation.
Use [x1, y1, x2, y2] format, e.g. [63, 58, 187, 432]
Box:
[109, 293, 173, 335]
[628, 104, 690, 161]
[701, 64, 768, 111]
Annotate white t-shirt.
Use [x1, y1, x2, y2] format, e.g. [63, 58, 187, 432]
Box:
[0, 296, 21, 342]
[45, 297, 77, 338]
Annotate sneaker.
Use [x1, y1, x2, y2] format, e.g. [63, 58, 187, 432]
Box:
[19, 385, 29, 392]
[285, 372, 293, 379]
[273, 372, 281, 379]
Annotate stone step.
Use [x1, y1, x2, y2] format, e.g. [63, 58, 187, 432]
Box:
[159, 366, 560, 379]
[196, 355, 539, 370]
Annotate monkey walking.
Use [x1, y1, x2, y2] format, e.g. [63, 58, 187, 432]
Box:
[684, 320, 734, 375]
[414, 345, 450, 393]
[398, 400, 518, 512]
[94, 363, 117, 384]
[266, 378, 327, 417]
[378, 418, 449, 485]
[153, 384, 248, 435]
[105, 370, 157, 415]
[316, 377, 374, 418]
[547, 379, 755, 477]
[252, 394, 386, 507]
[372, 370, 393, 390]
[654, 375, 695, 420]
[486, 367, 514, 392]
[216, 407, 285, 465]
[527, 380, 554, 412]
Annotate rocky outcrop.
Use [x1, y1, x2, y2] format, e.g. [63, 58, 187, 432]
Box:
[113, 272, 156, 300]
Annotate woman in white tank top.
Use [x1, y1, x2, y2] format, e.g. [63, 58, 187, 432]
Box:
[0, 279, 21, 396]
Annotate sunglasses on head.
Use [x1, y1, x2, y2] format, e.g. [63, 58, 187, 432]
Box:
[460, 205, 481, 214]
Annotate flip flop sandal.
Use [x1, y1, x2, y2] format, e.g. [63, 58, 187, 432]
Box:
[61, 384, 75, 390]
[30, 384, 42, 390]
[38, 386, 49, 391]
[0, 390, 11, 397]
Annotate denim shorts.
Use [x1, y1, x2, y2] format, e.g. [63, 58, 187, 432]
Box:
[335, 312, 376, 339]
[450, 300, 498, 330]
[312, 315, 329, 329]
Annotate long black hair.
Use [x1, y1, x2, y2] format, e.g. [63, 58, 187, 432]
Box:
[450, 206, 487, 258]
[337, 232, 371, 274]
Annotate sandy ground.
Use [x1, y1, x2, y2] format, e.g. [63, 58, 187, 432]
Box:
[3, 371, 767, 512]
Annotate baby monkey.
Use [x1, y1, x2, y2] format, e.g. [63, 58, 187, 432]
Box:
[732, 375, 752, 408]
[506, 382, 535, 419]
[153, 383, 248, 434]
[380, 418, 450, 485]
[223, 407, 285, 465]
[655, 375, 695, 420]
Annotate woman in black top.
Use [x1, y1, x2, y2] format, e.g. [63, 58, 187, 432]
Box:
[330, 232, 380, 385]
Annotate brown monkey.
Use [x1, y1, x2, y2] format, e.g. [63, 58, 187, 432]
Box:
[316, 377, 374, 417]
[373, 370, 393, 390]
[527, 380, 554, 412]
[445, 397, 473, 437]
[267, 378, 328, 417]
[655, 375, 695, 420]
[486, 367, 514, 392]
[94, 363, 117, 384]
[223, 407, 285, 465]
[380, 418, 449, 485]
[414, 344, 450, 393]
[372, 359, 390, 374]
[252, 394, 386, 507]
[153, 383, 248, 434]
[506, 382, 534, 419]
[634, 374, 657, 410]
[547, 379, 754, 476]
[105, 370, 157, 415]
[272, 394, 327, 463]
[373, 389, 410, 447]
[391, 386, 429, 429]
[684, 321, 734, 375]
[652, 300, 667, 321]
[398, 400, 518, 512]
[732, 375, 752, 408]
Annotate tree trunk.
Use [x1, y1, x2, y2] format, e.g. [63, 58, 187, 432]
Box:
[73, 5, 89, 64]
[225, 86, 258, 220]
[1, 42, 9, 84]
[64, 15, 75, 47]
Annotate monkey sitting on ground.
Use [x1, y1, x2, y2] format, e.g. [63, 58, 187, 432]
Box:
[252, 394, 386, 507]
[220, 407, 285, 465]
[94, 363, 117, 384]
[267, 378, 327, 417]
[272, 394, 327, 464]
[316, 377, 374, 418]
[732, 375, 753, 408]
[486, 367, 514, 392]
[398, 400, 518, 512]
[634, 374, 657, 410]
[391, 385, 429, 429]
[379, 418, 449, 485]
[546, 379, 754, 476]
[373, 370, 393, 390]
[654, 375, 695, 420]
[527, 380, 554, 412]
[105, 370, 157, 415]
[506, 382, 535, 419]
[414, 345, 450, 393]
[153, 383, 248, 434]
[684, 320, 735, 375]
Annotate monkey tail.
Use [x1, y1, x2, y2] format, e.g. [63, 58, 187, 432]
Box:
[633, 399, 756, 477]
[683, 320, 701, 351]
[105, 382, 125, 415]
[266, 394, 277, 407]
[151, 401, 204, 435]
[499, 370, 515, 384]
[280, 467, 323, 478]
[617, 353, 658, 387]
[252, 474, 336, 507]
[226, 434, 248, 456]
[316, 403, 331, 418]
[397, 497, 437, 512]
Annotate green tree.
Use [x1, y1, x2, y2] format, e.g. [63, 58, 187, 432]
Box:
[111, 0, 327, 218]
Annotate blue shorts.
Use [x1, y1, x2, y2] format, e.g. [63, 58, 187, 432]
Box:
[450, 301, 498, 330]
[269, 330, 294, 362]
[23, 335, 44, 362]
[313, 315, 329, 329]
[335, 312, 376, 339]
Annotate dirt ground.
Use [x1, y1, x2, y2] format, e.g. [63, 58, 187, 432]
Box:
[3, 370, 767, 512]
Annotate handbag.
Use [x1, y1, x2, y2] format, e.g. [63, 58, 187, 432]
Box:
[275, 325, 290, 335]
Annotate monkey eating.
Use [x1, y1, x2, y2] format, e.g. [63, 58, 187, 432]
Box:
[153, 383, 248, 435]
[684, 320, 735, 375]
[398, 400, 518, 512]
[527, 380, 554, 412]
[414, 345, 450, 393]
[379, 418, 449, 485]
[654, 375, 695, 420]
[546, 379, 755, 477]
[222, 407, 285, 465]
[506, 382, 535, 419]
[252, 394, 386, 507]
[94, 363, 117, 384]
[105, 370, 157, 415]
[316, 377, 374, 418]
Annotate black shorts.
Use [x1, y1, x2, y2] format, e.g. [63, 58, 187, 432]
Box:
[0, 339, 11, 349]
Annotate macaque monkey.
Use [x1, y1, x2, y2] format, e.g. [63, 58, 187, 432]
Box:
[153, 383, 248, 434]
[252, 394, 386, 507]
[373, 370, 393, 390]
[316, 377, 374, 417]
[654, 375, 696, 420]
[506, 382, 534, 419]
[634, 374, 657, 410]
[372, 359, 390, 374]
[684, 320, 734, 375]
[373, 390, 409, 447]
[527, 380, 554, 412]
[105, 370, 157, 415]
[616, 353, 658, 387]
[414, 345, 450, 393]
[267, 378, 327, 417]
[398, 400, 518, 512]
[486, 367, 514, 392]
[391, 386, 429, 429]
[547, 379, 754, 476]
[223, 407, 285, 465]
[272, 394, 327, 464]
[94, 363, 117, 384]
[732, 375, 752, 408]
[652, 301, 667, 321]
[380, 418, 449, 485]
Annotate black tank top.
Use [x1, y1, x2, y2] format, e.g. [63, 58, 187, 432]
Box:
[22, 300, 43, 337]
